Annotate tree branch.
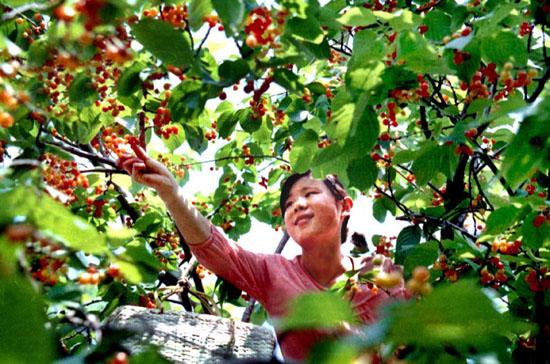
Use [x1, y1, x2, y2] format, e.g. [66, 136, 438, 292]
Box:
[44, 140, 117, 167]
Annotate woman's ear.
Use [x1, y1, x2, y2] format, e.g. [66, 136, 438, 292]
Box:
[341, 196, 353, 216]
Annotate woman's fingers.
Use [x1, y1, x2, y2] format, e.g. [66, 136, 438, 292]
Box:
[120, 157, 142, 173]
[130, 143, 148, 162]
[131, 162, 147, 177]
[129, 143, 168, 174]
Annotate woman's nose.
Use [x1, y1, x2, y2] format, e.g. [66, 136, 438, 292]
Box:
[293, 196, 307, 211]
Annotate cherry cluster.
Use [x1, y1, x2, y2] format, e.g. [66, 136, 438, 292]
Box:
[75, 0, 106, 31]
[524, 177, 547, 198]
[242, 144, 254, 165]
[0, 111, 13, 128]
[40, 153, 90, 202]
[431, 186, 446, 207]
[0, 140, 5, 161]
[490, 242, 517, 258]
[362, 0, 398, 12]
[16, 13, 47, 45]
[85, 189, 109, 218]
[244, 7, 285, 48]
[4, 224, 68, 286]
[532, 213, 548, 228]
[92, 126, 136, 158]
[406, 266, 432, 296]
[374, 235, 396, 257]
[151, 230, 181, 265]
[139, 293, 156, 309]
[271, 108, 286, 126]
[524, 267, 550, 292]
[196, 264, 211, 279]
[162, 4, 189, 29]
[433, 255, 459, 282]
[156, 154, 187, 179]
[205, 122, 217, 142]
[479, 257, 508, 288]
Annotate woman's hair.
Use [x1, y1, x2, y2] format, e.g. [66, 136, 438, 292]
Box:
[279, 171, 350, 244]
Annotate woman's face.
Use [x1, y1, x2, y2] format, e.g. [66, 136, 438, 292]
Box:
[283, 175, 350, 249]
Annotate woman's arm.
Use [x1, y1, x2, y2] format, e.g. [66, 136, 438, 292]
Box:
[118, 144, 211, 244]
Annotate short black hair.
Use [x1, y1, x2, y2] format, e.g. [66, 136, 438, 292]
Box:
[279, 171, 350, 243]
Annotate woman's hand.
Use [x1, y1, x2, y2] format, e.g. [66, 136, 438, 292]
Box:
[118, 144, 179, 201]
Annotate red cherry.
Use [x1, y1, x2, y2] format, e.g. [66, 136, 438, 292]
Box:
[533, 214, 545, 228]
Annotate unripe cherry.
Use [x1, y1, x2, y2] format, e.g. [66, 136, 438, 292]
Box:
[374, 271, 402, 289]
[412, 266, 430, 283]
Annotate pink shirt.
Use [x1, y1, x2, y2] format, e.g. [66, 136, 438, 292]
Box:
[190, 226, 408, 361]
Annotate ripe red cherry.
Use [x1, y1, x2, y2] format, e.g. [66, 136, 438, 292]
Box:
[533, 214, 545, 228]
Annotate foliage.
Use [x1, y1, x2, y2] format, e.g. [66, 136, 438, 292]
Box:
[0, 0, 549, 362]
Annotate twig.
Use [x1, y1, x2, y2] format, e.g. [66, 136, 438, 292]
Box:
[1, 1, 51, 22]
[195, 25, 213, 57]
[527, 65, 550, 103]
[80, 168, 127, 174]
[44, 140, 117, 167]
[181, 154, 290, 167]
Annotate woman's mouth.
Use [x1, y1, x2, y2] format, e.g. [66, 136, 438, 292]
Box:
[294, 213, 314, 226]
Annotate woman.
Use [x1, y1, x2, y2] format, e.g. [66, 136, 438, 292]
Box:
[119, 145, 407, 362]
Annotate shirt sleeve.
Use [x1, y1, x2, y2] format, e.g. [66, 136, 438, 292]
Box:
[188, 225, 271, 303]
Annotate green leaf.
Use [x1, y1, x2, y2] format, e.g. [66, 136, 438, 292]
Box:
[34, 195, 107, 254]
[521, 211, 550, 250]
[239, 109, 262, 133]
[345, 60, 385, 95]
[395, 225, 422, 265]
[117, 62, 144, 97]
[124, 240, 163, 270]
[107, 226, 137, 248]
[285, 17, 324, 44]
[189, 0, 213, 31]
[423, 9, 451, 41]
[162, 124, 186, 152]
[218, 59, 250, 85]
[132, 211, 164, 233]
[483, 205, 521, 236]
[183, 124, 207, 153]
[27, 39, 48, 67]
[386, 280, 528, 351]
[336, 7, 376, 27]
[68, 72, 96, 105]
[411, 142, 457, 186]
[273, 68, 303, 92]
[327, 90, 379, 154]
[311, 144, 352, 183]
[217, 111, 239, 138]
[0, 278, 54, 364]
[403, 240, 439, 277]
[168, 80, 206, 122]
[392, 149, 416, 164]
[131, 18, 193, 67]
[212, 0, 244, 35]
[397, 31, 451, 74]
[290, 129, 318, 173]
[347, 155, 378, 191]
[388, 9, 420, 31]
[0, 187, 107, 254]
[480, 31, 527, 67]
[372, 196, 395, 223]
[281, 291, 357, 331]
[501, 103, 550, 189]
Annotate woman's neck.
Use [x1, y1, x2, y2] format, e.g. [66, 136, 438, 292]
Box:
[301, 243, 346, 287]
